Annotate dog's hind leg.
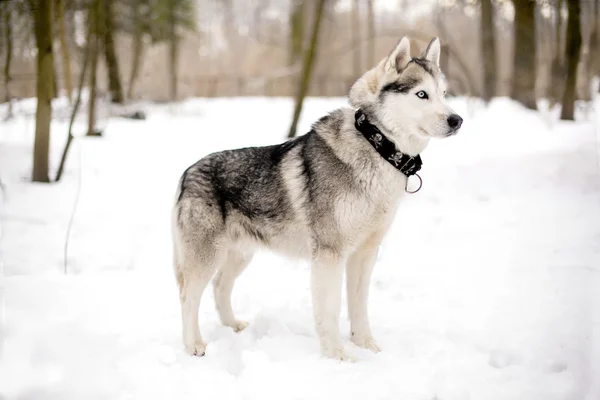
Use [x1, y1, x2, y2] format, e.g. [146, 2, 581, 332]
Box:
[213, 250, 253, 332]
[346, 234, 382, 353]
[177, 238, 223, 356]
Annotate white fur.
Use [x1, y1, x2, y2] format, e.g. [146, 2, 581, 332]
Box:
[422, 37, 441, 66]
[350, 37, 458, 156]
[173, 37, 461, 361]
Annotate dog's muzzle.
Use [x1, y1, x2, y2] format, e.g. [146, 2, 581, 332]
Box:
[447, 114, 463, 132]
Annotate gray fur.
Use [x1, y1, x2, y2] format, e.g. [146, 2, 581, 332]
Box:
[176, 110, 367, 255]
[172, 36, 462, 360]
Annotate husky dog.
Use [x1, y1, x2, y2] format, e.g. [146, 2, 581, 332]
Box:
[172, 37, 462, 360]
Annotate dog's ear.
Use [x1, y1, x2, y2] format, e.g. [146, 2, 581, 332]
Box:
[348, 56, 387, 108]
[386, 37, 411, 74]
[348, 36, 411, 108]
[421, 37, 441, 67]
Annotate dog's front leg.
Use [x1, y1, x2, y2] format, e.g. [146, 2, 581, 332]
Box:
[311, 249, 350, 361]
[346, 240, 381, 353]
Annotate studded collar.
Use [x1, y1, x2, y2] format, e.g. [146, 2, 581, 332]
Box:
[354, 109, 423, 193]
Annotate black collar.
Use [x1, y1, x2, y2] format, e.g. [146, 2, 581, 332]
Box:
[354, 109, 423, 192]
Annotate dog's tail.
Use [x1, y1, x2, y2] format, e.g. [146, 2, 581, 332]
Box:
[171, 202, 186, 291]
[172, 169, 189, 291]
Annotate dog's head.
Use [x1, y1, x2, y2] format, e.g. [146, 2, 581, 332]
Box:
[349, 37, 462, 139]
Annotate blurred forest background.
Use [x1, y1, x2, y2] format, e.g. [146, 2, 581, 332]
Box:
[0, 0, 599, 182]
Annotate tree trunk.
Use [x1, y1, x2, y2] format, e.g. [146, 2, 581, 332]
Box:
[556, 0, 564, 58]
[511, 0, 537, 109]
[549, 0, 565, 103]
[351, 0, 361, 77]
[102, 0, 124, 103]
[33, 0, 55, 183]
[366, 0, 375, 66]
[593, 0, 599, 56]
[597, 0, 600, 92]
[3, 5, 12, 102]
[87, 0, 101, 136]
[127, 0, 144, 100]
[560, 0, 582, 120]
[480, 0, 496, 103]
[168, 11, 178, 102]
[222, 0, 235, 71]
[287, 0, 327, 139]
[590, 0, 600, 85]
[127, 24, 144, 100]
[580, 0, 595, 102]
[56, 22, 92, 182]
[56, 0, 73, 103]
[289, 0, 305, 65]
[3, 4, 13, 117]
[49, 0, 59, 100]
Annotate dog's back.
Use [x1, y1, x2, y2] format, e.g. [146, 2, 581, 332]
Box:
[177, 139, 301, 228]
[174, 109, 379, 256]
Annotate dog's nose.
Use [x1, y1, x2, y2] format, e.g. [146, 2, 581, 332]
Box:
[447, 114, 463, 129]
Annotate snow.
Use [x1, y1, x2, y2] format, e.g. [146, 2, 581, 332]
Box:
[1, 96, 599, 400]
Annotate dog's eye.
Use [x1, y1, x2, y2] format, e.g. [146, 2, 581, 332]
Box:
[416, 90, 428, 99]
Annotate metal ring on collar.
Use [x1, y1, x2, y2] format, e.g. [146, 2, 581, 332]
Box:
[405, 173, 422, 194]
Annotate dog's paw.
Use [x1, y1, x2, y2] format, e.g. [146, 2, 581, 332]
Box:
[230, 320, 249, 333]
[322, 345, 355, 362]
[352, 335, 381, 353]
[184, 339, 207, 357]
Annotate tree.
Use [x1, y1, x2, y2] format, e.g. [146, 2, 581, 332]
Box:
[56, 16, 92, 182]
[87, 0, 101, 136]
[288, 0, 327, 138]
[152, 0, 196, 101]
[511, 0, 537, 110]
[560, 0, 581, 120]
[56, 0, 73, 103]
[289, 0, 305, 65]
[591, 0, 600, 93]
[597, 0, 600, 93]
[122, 0, 196, 101]
[127, 0, 147, 99]
[102, 0, 124, 103]
[351, 0, 361, 77]
[1, 1, 13, 117]
[33, 0, 55, 182]
[167, 1, 177, 101]
[366, 0, 375, 66]
[549, 0, 565, 104]
[480, 0, 496, 103]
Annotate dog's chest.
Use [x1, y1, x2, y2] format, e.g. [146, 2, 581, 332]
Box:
[335, 172, 405, 238]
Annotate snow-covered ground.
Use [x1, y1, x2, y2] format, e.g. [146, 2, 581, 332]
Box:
[1, 96, 599, 400]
